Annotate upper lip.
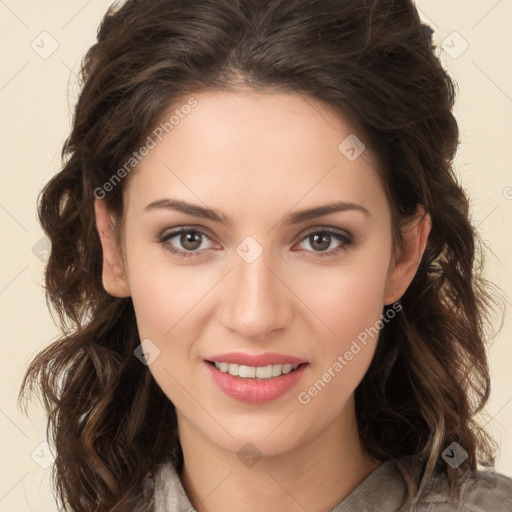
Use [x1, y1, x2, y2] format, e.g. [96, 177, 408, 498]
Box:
[205, 352, 308, 367]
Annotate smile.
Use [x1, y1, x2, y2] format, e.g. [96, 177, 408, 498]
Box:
[203, 360, 309, 404]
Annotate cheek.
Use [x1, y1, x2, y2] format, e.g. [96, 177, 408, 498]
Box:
[128, 266, 203, 406]
[302, 246, 391, 348]
[295, 265, 390, 416]
[129, 268, 199, 339]
[330, 267, 388, 344]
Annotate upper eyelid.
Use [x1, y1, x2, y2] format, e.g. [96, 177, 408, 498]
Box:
[158, 226, 215, 243]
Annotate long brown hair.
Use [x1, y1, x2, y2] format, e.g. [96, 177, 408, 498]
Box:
[19, 0, 501, 510]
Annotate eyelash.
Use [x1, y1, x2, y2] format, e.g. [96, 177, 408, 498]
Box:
[156, 226, 354, 259]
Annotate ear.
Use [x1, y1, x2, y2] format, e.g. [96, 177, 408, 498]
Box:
[94, 198, 131, 298]
[383, 209, 431, 305]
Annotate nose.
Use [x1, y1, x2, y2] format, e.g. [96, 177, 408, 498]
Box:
[218, 246, 293, 340]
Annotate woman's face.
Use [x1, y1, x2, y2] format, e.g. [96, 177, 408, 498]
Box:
[96, 89, 423, 459]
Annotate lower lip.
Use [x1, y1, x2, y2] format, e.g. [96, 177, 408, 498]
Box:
[203, 361, 309, 404]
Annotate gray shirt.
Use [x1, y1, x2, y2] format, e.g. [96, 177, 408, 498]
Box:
[139, 455, 512, 511]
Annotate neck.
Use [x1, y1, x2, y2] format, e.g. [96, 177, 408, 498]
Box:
[178, 397, 381, 512]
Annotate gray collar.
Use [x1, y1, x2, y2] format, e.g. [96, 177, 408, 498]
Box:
[150, 458, 405, 512]
[148, 455, 512, 512]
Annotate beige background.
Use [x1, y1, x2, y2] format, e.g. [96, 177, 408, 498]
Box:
[1, 1, 511, 510]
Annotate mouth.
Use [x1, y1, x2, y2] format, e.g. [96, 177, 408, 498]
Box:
[203, 359, 310, 404]
[205, 360, 308, 380]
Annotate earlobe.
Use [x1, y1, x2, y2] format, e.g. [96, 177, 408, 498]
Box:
[384, 210, 431, 305]
[93, 199, 131, 298]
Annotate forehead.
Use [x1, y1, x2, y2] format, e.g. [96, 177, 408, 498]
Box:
[124, 89, 387, 220]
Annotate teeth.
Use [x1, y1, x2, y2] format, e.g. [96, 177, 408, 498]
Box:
[214, 362, 300, 379]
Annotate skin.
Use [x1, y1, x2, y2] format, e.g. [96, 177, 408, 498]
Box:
[94, 88, 431, 512]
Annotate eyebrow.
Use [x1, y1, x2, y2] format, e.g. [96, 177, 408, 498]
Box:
[143, 198, 371, 225]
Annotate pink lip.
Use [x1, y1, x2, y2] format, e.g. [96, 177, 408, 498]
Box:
[205, 351, 308, 367]
[203, 360, 309, 404]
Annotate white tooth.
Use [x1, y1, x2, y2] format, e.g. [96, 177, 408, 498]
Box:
[282, 364, 293, 374]
[239, 365, 256, 378]
[228, 363, 240, 376]
[256, 365, 273, 379]
[272, 364, 283, 377]
[213, 362, 301, 378]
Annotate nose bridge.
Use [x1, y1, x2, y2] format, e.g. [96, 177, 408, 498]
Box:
[220, 241, 291, 338]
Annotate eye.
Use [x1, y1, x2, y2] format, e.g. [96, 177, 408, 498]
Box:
[294, 229, 354, 258]
[157, 227, 215, 258]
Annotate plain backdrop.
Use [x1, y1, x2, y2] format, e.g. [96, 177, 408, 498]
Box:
[1, 1, 511, 510]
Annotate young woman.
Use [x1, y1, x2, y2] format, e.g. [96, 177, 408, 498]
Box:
[19, 0, 512, 511]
